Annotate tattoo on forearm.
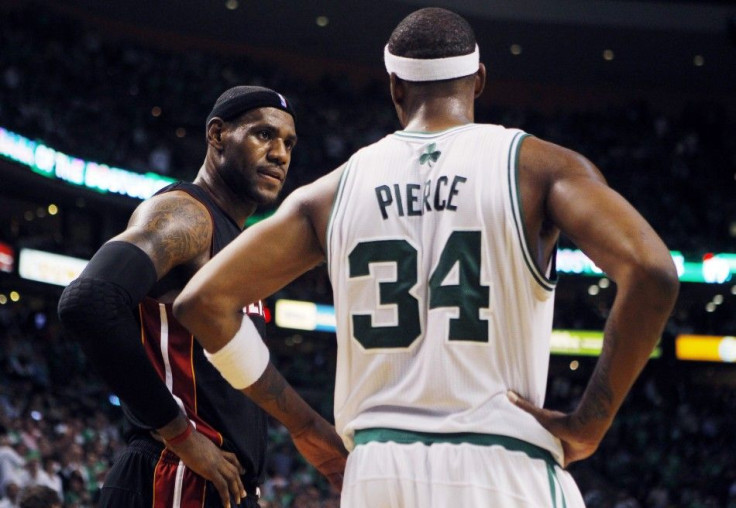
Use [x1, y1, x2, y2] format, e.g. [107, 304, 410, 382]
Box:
[578, 363, 614, 426]
[246, 368, 290, 412]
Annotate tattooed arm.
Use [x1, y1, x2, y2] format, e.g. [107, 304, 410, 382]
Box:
[58, 191, 249, 506]
[238, 364, 347, 490]
[117, 191, 212, 284]
[508, 137, 679, 466]
[58, 191, 212, 426]
[174, 170, 348, 489]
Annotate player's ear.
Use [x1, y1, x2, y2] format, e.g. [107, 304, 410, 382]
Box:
[474, 63, 486, 99]
[206, 118, 225, 150]
[390, 74, 409, 127]
[389, 73, 404, 105]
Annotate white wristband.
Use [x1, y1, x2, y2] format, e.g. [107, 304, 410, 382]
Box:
[204, 314, 270, 390]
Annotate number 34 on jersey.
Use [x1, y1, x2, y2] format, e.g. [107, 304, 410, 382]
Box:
[347, 230, 491, 350]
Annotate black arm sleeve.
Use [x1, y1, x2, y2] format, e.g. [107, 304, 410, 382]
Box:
[57, 241, 180, 429]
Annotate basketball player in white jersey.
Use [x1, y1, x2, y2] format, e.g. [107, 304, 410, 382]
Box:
[174, 7, 679, 507]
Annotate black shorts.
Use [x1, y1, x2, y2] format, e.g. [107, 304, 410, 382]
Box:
[98, 437, 260, 508]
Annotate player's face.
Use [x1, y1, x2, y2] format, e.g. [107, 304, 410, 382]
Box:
[220, 107, 297, 205]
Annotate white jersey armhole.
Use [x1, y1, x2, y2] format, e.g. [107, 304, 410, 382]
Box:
[507, 132, 557, 291]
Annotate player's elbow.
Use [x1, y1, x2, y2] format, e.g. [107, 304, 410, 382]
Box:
[58, 277, 135, 348]
[656, 262, 680, 311]
[628, 254, 680, 315]
[57, 280, 88, 335]
[172, 286, 220, 333]
[172, 289, 202, 330]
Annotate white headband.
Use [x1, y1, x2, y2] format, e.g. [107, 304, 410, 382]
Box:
[384, 44, 480, 82]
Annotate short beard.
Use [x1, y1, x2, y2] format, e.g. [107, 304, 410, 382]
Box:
[219, 164, 280, 207]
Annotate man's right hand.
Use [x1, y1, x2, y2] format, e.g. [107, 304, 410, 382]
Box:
[159, 415, 246, 508]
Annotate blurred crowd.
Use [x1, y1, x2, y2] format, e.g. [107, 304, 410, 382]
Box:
[547, 363, 736, 508]
[0, 2, 735, 507]
[0, 290, 734, 507]
[1, 3, 734, 255]
[0, 296, 344, 508]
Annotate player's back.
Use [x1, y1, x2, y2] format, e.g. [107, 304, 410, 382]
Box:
[327, 123, 563, 462]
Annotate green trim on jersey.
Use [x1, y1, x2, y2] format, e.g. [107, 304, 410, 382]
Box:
[354, 427, 567, 508]
[354, 427, 555, 463]
[325, 160, 354, 271]
[507, 132, 557, 291]
[392, 123, 478, 140]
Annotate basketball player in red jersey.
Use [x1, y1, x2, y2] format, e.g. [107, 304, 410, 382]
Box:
[58, 86, 346, 508]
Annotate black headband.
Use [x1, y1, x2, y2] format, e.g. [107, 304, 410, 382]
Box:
[205, 87, 296, 126]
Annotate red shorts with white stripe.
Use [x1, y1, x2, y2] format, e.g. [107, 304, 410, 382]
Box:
[98, 437, 260, 508]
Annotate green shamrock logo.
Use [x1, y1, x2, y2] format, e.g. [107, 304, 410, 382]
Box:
[419, 143, 441, 167]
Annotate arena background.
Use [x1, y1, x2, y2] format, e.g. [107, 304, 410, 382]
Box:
[0, 0, 735, 506]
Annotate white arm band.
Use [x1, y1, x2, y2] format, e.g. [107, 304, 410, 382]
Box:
[204, 314, 270, 390]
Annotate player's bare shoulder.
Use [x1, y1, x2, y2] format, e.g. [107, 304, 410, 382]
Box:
[520, 135, 606, 185]
[117, 190, 213, 274]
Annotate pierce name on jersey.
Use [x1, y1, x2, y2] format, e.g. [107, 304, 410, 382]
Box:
[374, 175, 467, 219]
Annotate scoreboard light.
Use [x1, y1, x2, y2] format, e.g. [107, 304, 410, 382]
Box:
[274, 299, 336, 332]
[676, 334, 736, 363]
[0, 127, 175, 200]
[547, 249, 735, 284]
[0, 241, 14, 273]
[551, 329, 661, 358]
[18, 248, 88, 286]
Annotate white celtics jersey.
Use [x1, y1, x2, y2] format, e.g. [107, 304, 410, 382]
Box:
[327, 123, 564, 463]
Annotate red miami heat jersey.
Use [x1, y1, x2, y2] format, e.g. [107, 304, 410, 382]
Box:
[130, 182, 269, 488]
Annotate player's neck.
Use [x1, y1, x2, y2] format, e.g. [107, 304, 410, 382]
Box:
[401, 97, 474, 132]
[193, 168, 257, 229]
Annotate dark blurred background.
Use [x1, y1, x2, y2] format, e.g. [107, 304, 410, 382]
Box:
[0, 0, 735, 506]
